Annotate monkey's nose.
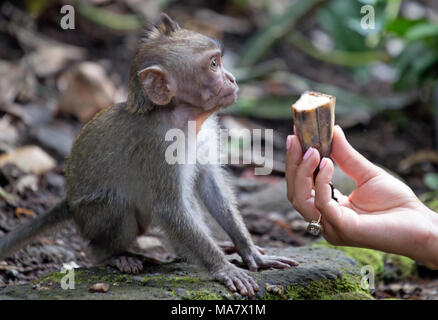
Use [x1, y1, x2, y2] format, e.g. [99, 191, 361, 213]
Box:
[225, 72, 236, 84]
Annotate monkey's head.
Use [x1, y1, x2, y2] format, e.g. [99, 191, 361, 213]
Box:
[128, 13, 238, 112]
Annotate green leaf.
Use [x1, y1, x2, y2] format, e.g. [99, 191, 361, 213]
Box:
[405, 22, 438, 41]
[393, 42, 438, 90]
[77, 2, 144, 30]
[317, 0, 387, 52]
[237, 0, 326, 67]
[385, 18, 425, 37]
[287, 31, 387, 67]
[25, 0, 50, 17]
[425, 173, 438, 191]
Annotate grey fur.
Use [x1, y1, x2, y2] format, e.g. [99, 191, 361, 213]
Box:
[0, 201, 69, 258]
[0, 14, 297, 296]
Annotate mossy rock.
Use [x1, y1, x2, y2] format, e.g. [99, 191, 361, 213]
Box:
[313, 240, 417, 282]
[0, 247, 373, 300]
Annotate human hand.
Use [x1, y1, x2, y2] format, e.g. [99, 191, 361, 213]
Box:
[285, 125, 438, 269]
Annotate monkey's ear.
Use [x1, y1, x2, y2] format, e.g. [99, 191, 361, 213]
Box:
[138, 66, 176, 106]
[144, 13, 180, 39]
[154, 13, 180, 35]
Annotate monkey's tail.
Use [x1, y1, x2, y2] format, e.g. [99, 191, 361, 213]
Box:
[0, 200, 70, 259]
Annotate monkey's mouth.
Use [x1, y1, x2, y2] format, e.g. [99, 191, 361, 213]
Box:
[221, 91, 238, 105]
[223, 91, 237, 99]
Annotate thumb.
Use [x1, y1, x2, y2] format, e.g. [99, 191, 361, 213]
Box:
[331, 126, 383, 187]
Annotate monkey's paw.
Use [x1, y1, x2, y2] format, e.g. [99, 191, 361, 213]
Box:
[242, 250, 299, 272]
[212, 263, 259, 298]
[219, 242, 265, 255]
[110, 256, 144, 274]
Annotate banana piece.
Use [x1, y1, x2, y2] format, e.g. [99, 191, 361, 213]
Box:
[291, 91, 336, 158]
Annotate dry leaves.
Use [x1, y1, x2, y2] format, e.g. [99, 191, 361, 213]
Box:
[58, 62, 116, 123]
[89, 283, 110, 293]
[15, 207, 35, 219]
[0, 146, 56, 175]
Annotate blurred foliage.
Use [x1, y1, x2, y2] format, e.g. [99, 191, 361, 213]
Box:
[76, 1, 143, 30]
[317, 0, 387, 51]
[25, 0, 50, 17]
[234, 0, 438, 121]
[389, 18, 438, 90]
[421, 173, 438, 211]
[237, 0, 327, 67]
[425, 173, 438, 190]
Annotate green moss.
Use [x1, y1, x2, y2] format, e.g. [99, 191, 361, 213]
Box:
[169, 276, 200, 284]
[313, 241, 384, 275]
[141, 274, 199, 286]
[383, 254, 417, 281]
[262, 274, 372, 300]
[190, 291, 223, 300]
[288, 274, 371, 300]
[326, 292, 374, 300]
[99, 276, 114, 283]
[108, 274, 130, 283]
[262, 293, 284, 300]
[40, 268, 132, 286]
[313, 240, 417, 282]
[40, 272, 65, 282]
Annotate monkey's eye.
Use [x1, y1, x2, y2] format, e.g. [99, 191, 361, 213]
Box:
[210, 57, 218, 71]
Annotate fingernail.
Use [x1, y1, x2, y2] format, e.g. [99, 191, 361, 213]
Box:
[320, 157, 328, 169]
[303, 147, 314, 160]
[286, 135, 292, 150]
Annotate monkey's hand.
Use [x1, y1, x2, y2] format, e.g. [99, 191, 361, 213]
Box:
[240, 248, 299, 272]
[211, 263, 259, 298]
[219, 241, 265, 255]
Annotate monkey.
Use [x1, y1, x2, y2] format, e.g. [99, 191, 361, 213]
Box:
[0, 13, 298, 297]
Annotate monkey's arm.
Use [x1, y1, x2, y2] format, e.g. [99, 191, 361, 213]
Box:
[151, 184, 258, 297]
[197, 166, 299, 271]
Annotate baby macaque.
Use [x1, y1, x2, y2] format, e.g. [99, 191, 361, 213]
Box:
[0, 13, 298, 297]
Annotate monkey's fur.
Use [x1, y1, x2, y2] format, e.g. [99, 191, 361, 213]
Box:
[0, 14, 297, 297]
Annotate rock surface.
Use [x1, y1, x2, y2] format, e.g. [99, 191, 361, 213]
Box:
[0, 247, 372, 300]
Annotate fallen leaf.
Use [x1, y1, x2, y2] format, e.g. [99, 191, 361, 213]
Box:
[0, 146, 56, 175]
[28, 45, 85, 77]
[89, 283, 110, 293]
[58, 62, 115, 122]
[265, 283, 286, 297]
[15, 207, 35, 219]
[15, 174, 39, 194]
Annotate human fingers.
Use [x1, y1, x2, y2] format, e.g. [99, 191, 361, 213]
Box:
[286, 135, 303, 202]
[291, 147, 321, 221]
[331, 126, 383, 187]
